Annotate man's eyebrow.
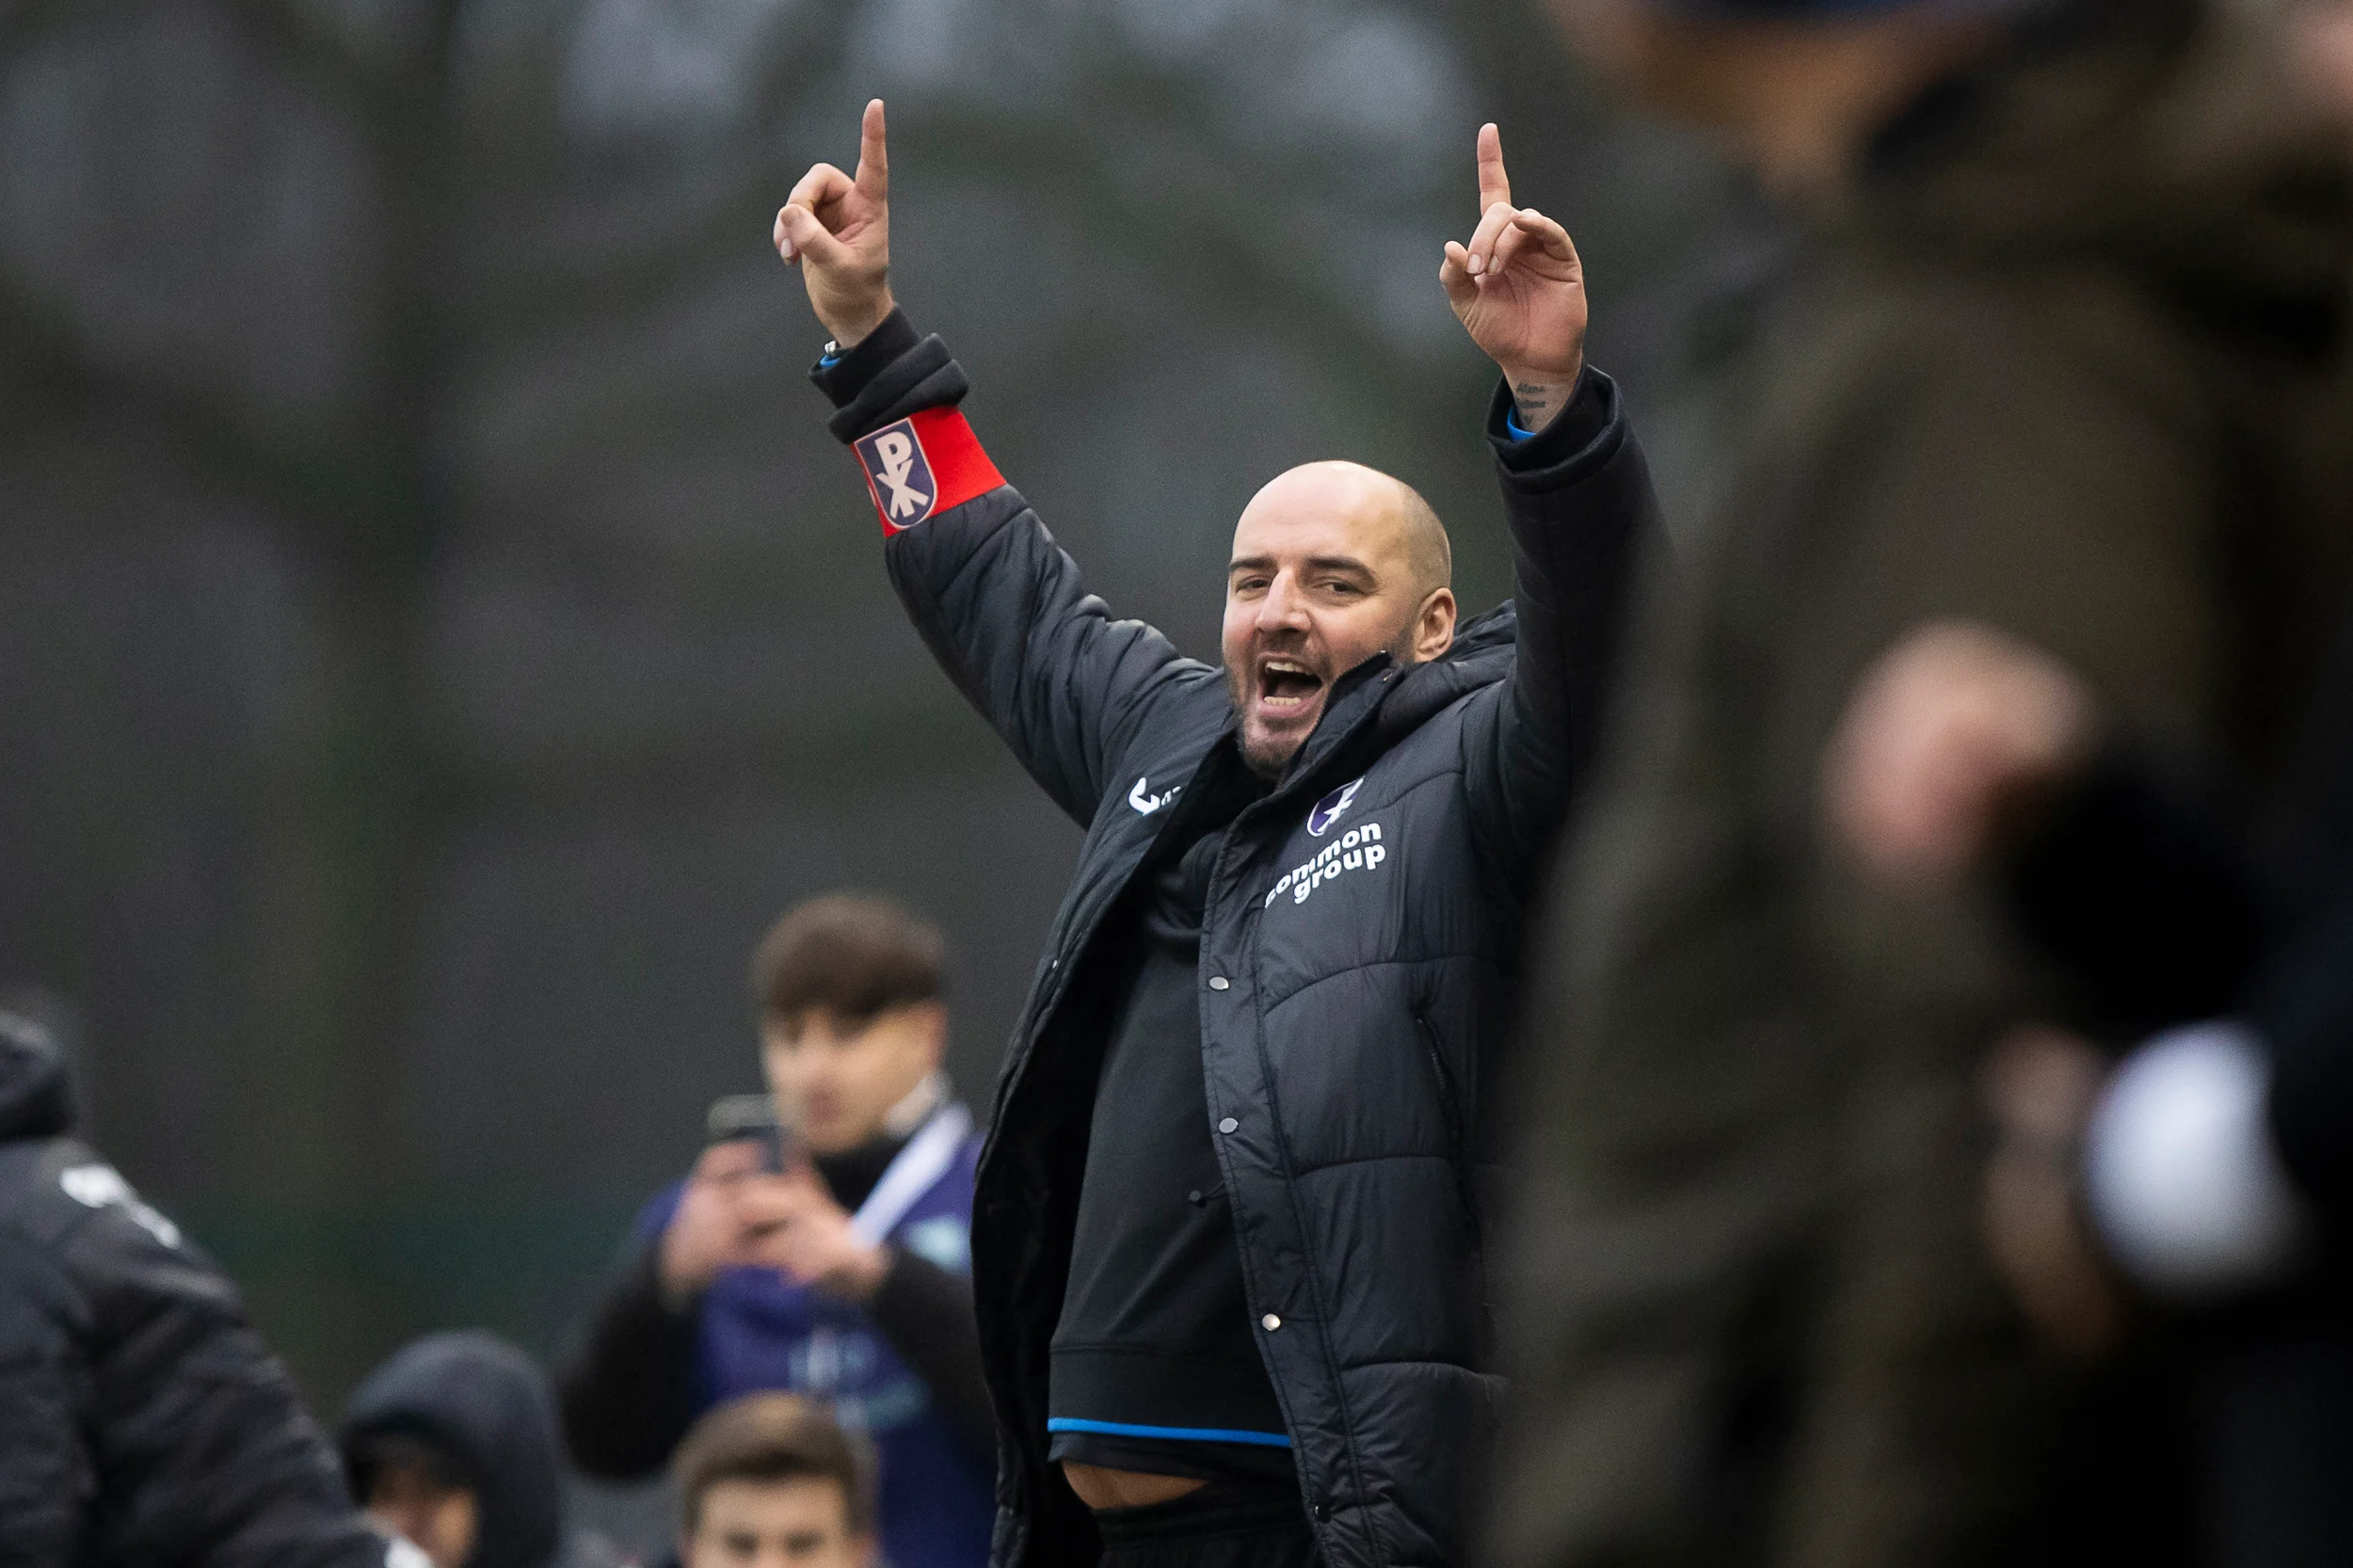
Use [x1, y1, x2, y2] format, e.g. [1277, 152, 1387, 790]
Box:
[1226, 554, 1377, 576]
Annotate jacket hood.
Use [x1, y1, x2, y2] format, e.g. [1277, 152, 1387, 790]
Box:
[342, 1331, 563, 1568]
[1853, 0, 2353, 348]
[0, 1012, 76, 1143]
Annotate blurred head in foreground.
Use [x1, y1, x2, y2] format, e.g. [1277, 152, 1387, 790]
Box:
[752, 893, 948, 1156]
[2297, 0, 2353, 123]
[674, 1394, 878, 1568]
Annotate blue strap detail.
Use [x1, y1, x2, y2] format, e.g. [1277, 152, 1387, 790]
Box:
[818, 349, 843, 369]
[1047, 1417, 1292, 1448]
[1503, 405, 1534, 441]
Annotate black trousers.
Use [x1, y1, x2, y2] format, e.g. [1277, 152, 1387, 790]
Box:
[1093, 1483, 1321, 1568]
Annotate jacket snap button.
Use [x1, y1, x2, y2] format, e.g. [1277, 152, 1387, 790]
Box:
[1313, 1503, 1330, 1522]
[1218, 1116, 1239, 1134]
[1261, 1313, 1282, 1331]
[1209, 976, 1230, 991]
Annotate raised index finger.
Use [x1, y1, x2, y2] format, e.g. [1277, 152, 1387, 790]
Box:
[1476, 121, 1511, 214]
[856, 98, 888, 200]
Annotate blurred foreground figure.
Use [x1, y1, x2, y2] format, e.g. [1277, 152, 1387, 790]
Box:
[344, 1330, 618, 1568]
[558, 895, 991, 1568]
[668, 1395, 878, 1568]
[0, 1012, 412, 1567]
[2297, 0, 2353, 121]
[775, 102, 1658, 1568]
[1829, 618, 2353, 1565]
[1498, 0, 2353, 1564]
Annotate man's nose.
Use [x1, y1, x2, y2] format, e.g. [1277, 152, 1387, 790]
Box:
[1257, 570, 1312, 632]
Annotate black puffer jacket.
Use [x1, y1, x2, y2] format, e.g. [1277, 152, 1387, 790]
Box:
[815, 316, 1660, 1568]
[342, 1331, 579, 1568]
[0, 1013, 399, 1568]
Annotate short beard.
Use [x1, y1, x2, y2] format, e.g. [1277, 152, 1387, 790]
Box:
[1239, 725, 1291, 783]
[1231, 619, 1425, 783]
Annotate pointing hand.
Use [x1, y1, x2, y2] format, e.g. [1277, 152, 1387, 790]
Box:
[1440, 123, 1589, 433]
[776, 99, 896, 348]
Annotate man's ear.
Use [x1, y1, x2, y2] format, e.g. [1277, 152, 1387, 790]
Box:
[1414, 588, 1458, 663]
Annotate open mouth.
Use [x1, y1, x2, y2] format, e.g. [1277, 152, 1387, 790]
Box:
[1257, 658, 1325, 714]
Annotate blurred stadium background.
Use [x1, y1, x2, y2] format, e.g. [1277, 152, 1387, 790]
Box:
[0, 0, 1764, 1452]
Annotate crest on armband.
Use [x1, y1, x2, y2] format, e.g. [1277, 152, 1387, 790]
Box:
[856, 419, 940, 531]
[848, 408, 1007, 536]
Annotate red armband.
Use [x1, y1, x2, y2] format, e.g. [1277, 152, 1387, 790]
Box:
[850, 408, 1006, 536]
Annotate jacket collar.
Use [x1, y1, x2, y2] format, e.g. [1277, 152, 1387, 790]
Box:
[1271, 601, 1519, 806]
[1138, 601, 1520, 863]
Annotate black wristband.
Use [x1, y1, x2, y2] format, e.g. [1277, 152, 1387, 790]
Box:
[811, 308, 922, 408]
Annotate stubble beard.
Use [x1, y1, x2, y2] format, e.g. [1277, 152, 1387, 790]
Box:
[1230, 618, 1424, 783]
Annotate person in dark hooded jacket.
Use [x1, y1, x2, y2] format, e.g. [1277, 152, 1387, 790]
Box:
[343, 1331, 617, 1568]
[0, 1009, 408, 1568]
[771, 101, 1660, 1568]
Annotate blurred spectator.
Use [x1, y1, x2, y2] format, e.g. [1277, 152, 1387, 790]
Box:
[557, 895, 989, 1568]
[343, 1330, 618, 1568]
[668, 1394, 877, 1568]
[1827, 617, 2353, 1565]
[0, 1010, 412, 1567]
[1497, 0, 2353, 1564]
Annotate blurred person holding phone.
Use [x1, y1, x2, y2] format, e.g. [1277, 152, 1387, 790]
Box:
[557, 894, 991, 1568]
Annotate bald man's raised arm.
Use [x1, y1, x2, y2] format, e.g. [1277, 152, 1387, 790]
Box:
[809, 311, 1218, 826]
[1461, 365, 1665, 881]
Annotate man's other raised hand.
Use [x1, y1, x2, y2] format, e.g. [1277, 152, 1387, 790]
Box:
[1441, 123, 1589, 434]
[776, 98, 896, 349]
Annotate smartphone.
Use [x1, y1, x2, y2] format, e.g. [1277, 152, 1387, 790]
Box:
[705, 1093, 793, 1173]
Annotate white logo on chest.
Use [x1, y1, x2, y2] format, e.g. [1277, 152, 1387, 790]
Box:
[1266, 820, 1388, 907]
[1306, 777, 1363, 837]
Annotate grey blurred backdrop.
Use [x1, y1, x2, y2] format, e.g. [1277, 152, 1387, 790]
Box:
[0, 0, 1765, 1443]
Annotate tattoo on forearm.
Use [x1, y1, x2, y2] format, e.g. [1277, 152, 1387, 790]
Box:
[1513, 380, 1556, 428]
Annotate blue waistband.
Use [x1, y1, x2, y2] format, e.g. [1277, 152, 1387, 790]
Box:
[1047, 1417, 1292, 1449]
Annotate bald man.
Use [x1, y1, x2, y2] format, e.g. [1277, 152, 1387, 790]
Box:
[775, 104, 1661, 1568]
